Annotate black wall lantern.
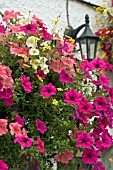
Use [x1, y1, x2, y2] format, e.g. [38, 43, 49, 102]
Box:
[64, 14, 100, 61]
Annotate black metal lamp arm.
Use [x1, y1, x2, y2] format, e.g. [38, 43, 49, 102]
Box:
[64, 23, 86, 39]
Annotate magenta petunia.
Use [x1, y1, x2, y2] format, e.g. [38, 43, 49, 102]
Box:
[93, 96, 109, 111]
[14, 116, 24, 127]
[76, 132, 93, 149]
[35, 70, 46, 79]
[36, 119, 47, 134]
[92, 161, 105, 170]
[20, 23, 37, 34]
[59, 69, 73, 83]
[3, 97, 14, 107]
[20, 74, 33, 93]
[0, 160, 8, 169]
[77, 99, 93, 115]
[0, 88, 13, 99]
[82, 149, 99, 164]
[40, 83, 57, 98]
[64, 89, 83, 106]
[90, 58, 106, 71]
[95, 132, 112, 151]
[14, 136, 34, 149]
[0, 24, 5, 34]
[36, 136, 45, 154]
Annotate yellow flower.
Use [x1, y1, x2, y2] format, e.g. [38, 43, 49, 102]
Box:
[100, 22, 104, 27]
[109, 158, 113, 162]
[102, 51, 108, 59]
[52, 99, 58, 105]
[96, 6, 104, 12]
[57, 13, 61, 18]
[52, 20, 60, 25]
[106, 30, 110, 34]
[57, 88, 63, 91]
[95, 20, 99, 25]
[28, 10, 32, 13]
[64, 26, 70, 30]
[100, 36, 105, 41]
[97, 44, 102, 50]
[43, 44, 51, 50]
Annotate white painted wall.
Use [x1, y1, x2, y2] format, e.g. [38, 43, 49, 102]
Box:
[0, 0, 107, 34]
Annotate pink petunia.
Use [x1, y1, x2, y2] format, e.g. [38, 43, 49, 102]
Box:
[36, 136, 45, 154]
[0, 24, 5, 34]
[77, 99, 93, 115]
[20, 24, 37, 34]
[0, 160, 8, 170]
[64, 89, 83, 106]
[3, 97, 14, 107]
[93, 96, 109, 111]
[59, 69, 73, 83]
[35, 70, 46, 79]
[76, 132, 93, 149]
[55, 150, 74, 164]
[90, 58, 106, 71]
[49, 59, 66, 73]
[92, 161, 105, 170]
[0, 119, 8, 136]
[61, 57, 75, 68]
[40, 83, 57, 98]
[14, 136, 34, 149]
[82, 149, 99, 164]
[20, 74, 33, 93]
[36, 119, 47, 134]
[9, 122, 22, 136]
[0, 88, 13, 99]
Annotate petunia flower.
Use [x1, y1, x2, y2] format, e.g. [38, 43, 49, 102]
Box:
[0, 160, 8, 169]
[55, 150, 74, 164]
[20, 74, 33, 93]
[35, 70, 46, 79]
[3, 97, 14, 107]
[14, 136, 34, 149]
[59, 69, 73, 83]
[64, 89, 83, 106]
[0, 119, 8, 136]
[40, 83, 57, 98]
[36, 119, 47, 134]
[20, 23, 37, 34]
[36, 136, 45, 154]
[9, 122, 22, 136]
[90, 58, 106, 71]
[82, 149, 99, 164]
[26, 36, 36, 48]
[93, 96, 109, 111]
[29, 48, 39, 56]
[76, 132, 93, 149]
[49, 59, 66, 73]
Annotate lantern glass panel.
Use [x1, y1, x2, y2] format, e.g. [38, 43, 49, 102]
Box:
[78, 38, 98, 60]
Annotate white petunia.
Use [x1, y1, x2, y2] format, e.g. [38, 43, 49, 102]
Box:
[40, 64, 49, 74]
[37, 57, 48, 66]
[29, 48, 39, 56]
[30, 59, 39, 70]
[19, 18, 29, 26]
[26, 36, 36, 48]
[17, 32, 25, 39]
